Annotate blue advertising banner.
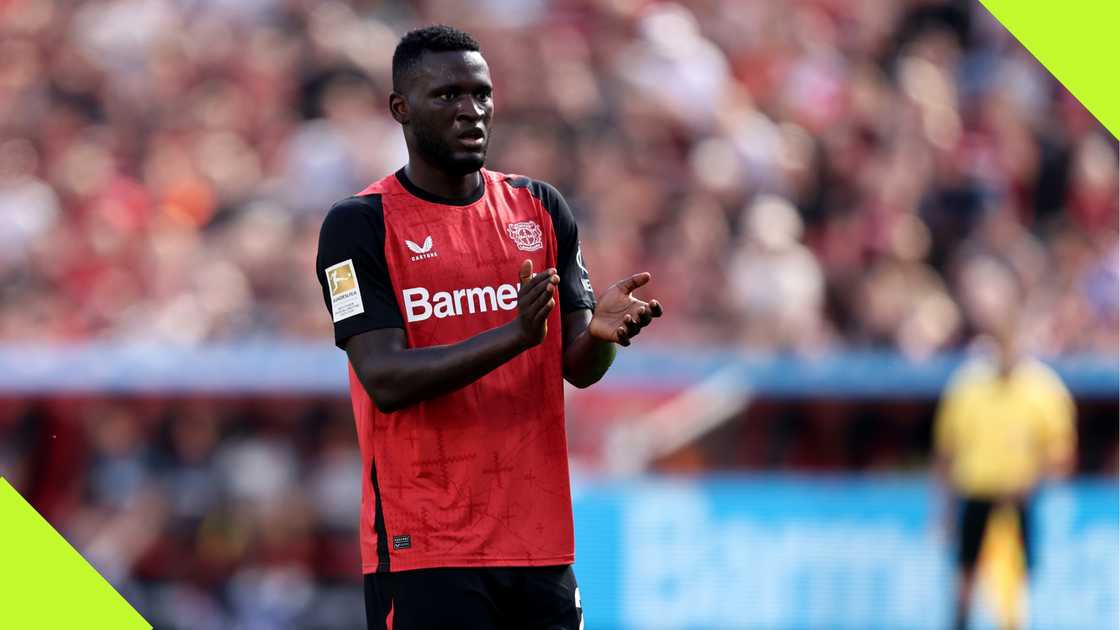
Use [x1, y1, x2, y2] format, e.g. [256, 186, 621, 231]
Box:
[571, 476, 1119, 629]
[0, 344, 1114, 397]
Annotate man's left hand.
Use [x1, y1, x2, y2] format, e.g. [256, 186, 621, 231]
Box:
[587, 272, 663, 347]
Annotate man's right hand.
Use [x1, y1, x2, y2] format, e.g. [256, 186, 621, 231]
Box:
[514, 259, 559, 348]
[345, 260, 558, 412]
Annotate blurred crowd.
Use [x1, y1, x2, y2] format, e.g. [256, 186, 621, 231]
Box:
[2, 396, 368, 628]
[1, 0, 1116, 355]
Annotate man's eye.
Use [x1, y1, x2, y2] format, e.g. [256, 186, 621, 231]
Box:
[438, 92, 455, 101]
[477, 91, 492, 101]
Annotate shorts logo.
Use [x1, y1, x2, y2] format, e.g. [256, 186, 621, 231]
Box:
[393, 534, 411, 550]
[325, 259, 364, 322]
[405, 236, 438, 261]
[507, 221, 543, 252]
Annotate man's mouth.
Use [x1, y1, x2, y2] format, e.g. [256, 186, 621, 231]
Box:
[457, 128, 485, 149]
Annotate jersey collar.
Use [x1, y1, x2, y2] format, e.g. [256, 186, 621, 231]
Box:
[395, 167, 486, 206]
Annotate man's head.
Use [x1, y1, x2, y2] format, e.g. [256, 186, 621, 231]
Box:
[390, 26, 492, 176]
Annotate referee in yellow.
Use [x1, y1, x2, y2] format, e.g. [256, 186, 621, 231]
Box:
[934, 322, 1076, 630]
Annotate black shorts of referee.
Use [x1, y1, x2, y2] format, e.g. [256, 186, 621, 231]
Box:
[364, 565, 582, 630]
[957, 496, 1033, 571]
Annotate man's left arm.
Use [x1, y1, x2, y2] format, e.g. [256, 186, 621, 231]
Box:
[562, 310, 616, 389]
[532, 180, 662, 387]
[561, 274, 662, 387]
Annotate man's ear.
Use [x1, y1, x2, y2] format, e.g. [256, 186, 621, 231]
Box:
[389, 92, 409, 125]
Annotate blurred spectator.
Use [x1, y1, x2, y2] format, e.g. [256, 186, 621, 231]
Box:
[729, 194, 827, 351]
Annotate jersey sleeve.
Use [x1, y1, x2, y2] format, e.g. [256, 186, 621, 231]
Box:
[934, 360, 989, 457]
[1031, 363, 1077, 467]
[534, 181, 596, 313]
[933, 366, 975, 458]
[316, 195, 404, 348]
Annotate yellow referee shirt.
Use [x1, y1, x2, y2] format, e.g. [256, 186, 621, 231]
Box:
[934, 357, 1076, 498]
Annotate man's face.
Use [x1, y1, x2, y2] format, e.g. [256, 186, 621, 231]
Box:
[399, 50, 493, 175]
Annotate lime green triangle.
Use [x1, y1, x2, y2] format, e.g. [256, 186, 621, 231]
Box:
[979, 0, 1119, 139]
[0, 478, 151, 629]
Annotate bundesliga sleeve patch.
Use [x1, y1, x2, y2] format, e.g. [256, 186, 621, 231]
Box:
[325, 259, 365, 322]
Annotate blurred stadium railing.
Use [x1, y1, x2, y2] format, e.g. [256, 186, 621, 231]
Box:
[1, 343, 1115, 395]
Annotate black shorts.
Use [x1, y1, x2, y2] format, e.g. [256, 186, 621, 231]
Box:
[364, 565, 582, 630]
[957, 497, 1032, 570]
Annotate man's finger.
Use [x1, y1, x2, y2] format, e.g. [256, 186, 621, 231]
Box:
[616, 326, 631, 347]
[520, 271, 557, 299]
[531, 274, 556, 296]
[624, 314, 642, 337]
[518, 259, 533, 287]
[532, 297, 555, 328]
[524, 267, 557, 292]
[625, 314, 642, 339]
[649, 300, 663, 318]
[618, 272, 651, 294]
[635, 305, 653, 327]
[526, 282, 554, 311]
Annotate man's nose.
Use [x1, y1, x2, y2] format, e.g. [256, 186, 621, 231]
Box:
[457, 97, 485, 121]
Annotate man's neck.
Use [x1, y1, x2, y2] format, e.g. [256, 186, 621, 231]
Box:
[404, 160, 482, 201]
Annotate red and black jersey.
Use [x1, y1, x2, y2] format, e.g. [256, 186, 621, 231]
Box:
[315, 168, 595, 574]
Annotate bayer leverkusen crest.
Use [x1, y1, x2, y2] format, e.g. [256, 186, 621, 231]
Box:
[506, 221, 543, 252]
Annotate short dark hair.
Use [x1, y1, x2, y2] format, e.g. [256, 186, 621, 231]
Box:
[392, 25, 481, 92]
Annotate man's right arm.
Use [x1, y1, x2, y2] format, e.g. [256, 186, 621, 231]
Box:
[317, 197, 559, 413]
[346, 261, 558, 413]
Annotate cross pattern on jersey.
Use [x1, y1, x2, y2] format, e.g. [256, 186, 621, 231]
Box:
[316, 168, 595, 574]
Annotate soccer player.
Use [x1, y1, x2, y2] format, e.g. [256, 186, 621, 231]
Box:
[934, 321, 1076, 630]
[315, 25, 662, 629]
